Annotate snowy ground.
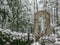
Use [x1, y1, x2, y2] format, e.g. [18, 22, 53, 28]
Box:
[31, 42, 41, 45]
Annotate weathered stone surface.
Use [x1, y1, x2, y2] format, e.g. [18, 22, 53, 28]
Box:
[34, 10, 51, 41]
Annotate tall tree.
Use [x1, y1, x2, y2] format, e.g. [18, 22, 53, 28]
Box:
[0, 0, 9, 29]
[7, 0, 31, 31]
[56, 0, 58, 26]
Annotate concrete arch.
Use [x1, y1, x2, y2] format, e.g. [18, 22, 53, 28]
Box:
[34, 11, 51, 40]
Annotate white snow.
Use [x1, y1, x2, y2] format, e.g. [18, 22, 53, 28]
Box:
[2, 29, 12, 34]
[55, 41, 60, 44]
[55, 38, 60, 44]
[54, 26, 60, 30]
[0, 28, 4, 31]
[31, 42, 41, 45]
[6, 42, 10, 44]
[0, 28, 35, 41]
[39, 34, 58, 43]
[3, 0, 8, 4]
[2, 39, 6, 42]
[1, 28, 60, 44]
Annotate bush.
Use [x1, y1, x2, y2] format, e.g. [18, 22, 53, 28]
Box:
[0, 29, 34, 45]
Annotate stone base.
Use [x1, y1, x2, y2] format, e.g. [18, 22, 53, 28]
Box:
[45, 43, 60, 45]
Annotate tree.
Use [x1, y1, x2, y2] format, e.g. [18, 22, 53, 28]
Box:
[7, 0, 31, 32]
[0, 0, 9, 29]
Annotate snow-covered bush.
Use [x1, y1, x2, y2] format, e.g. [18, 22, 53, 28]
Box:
[2, 29, 12, 35]
[39, 34, 57, 43]
[0, 28, 34, 45]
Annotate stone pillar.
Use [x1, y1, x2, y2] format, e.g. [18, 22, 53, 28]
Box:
[46, 17, 51, 35]
[34, 15, 40, 41]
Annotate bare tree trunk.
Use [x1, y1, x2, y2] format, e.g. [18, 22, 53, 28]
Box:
[56, 0, 58, 26]
[36, 0, 38, 12]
